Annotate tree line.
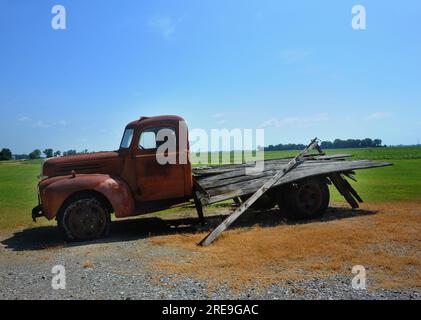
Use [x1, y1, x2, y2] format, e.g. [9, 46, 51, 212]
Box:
[0, 148, 91, 161]
[0, 138, 385, 161]
[264, 138, 383, 151]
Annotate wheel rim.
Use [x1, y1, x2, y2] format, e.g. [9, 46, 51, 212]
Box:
[67, 202, 106, 239]
[297, 182, 323, 216]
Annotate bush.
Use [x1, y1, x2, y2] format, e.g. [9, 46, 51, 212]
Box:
[29, 149, 41, 160]
[0, 148, 12, 161]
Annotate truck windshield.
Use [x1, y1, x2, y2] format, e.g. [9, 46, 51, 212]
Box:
[120, 128, 134, 149]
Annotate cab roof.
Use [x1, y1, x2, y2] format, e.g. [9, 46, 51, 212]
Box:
[126, 115, 185, 128]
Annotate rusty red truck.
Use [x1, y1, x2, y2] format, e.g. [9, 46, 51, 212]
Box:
[32, 115, 391, 242]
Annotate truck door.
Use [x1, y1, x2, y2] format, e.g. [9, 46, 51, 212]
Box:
[134, 124, 186, 202]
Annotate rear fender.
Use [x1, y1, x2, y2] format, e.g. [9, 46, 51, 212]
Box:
[39, 174, 135, 219]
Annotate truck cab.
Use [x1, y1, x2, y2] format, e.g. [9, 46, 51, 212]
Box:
[32, 115, 193, 241]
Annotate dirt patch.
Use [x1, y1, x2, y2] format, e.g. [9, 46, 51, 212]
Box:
[82, 260, 94, 269]
[150, 202, 421, 290]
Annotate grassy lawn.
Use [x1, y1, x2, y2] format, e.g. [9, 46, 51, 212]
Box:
[201, 146, 421, 164]
[329, 159, 421, 203]
[264, 146, 421, 160]
[0, 159, 52, 230]
[1, 147, 420, 231]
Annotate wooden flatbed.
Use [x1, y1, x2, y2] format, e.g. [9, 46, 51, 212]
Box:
[191, 140, 392, 245]
[193, 153, 391, 206]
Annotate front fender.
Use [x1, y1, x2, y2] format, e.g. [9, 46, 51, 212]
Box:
[38, 174, 135, 219]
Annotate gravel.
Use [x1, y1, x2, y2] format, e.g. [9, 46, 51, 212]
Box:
[0, 222, 419, 300]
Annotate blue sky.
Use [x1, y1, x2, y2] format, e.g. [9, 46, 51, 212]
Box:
[0, 0, 420, 154]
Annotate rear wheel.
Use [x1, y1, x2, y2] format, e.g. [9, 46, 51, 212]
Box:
[58, 196, 111, 241]
[277, 178, 329, 220]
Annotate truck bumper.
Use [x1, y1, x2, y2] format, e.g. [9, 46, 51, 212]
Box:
[32, 205, 45, 222]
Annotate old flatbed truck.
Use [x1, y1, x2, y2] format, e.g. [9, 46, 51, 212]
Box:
[32, 115, 391, 244]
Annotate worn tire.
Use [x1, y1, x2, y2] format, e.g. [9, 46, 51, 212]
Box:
[57, 196, 111, 241]
[277, 178, 329, 220]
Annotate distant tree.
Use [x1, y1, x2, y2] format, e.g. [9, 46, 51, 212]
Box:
[346, 139, 358, 148]
[43, 148, 54, 158]
[264, 143, 306, 151]
[320, 141, 333, 149]
[359, 138, 372, 148]
[0, 148, 12, 161]
[53, 150, 61, 157]
[63, 150, 77, 157]
[265, 138, 384, 151]
[29, 149, 41, 159]
[373, 139, 382, 147]
[14, 154, 29, 160]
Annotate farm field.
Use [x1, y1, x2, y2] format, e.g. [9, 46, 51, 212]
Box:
[1, 147, 421, 230]
[265, 146, 421, 160]
[0, 146, 420, 299]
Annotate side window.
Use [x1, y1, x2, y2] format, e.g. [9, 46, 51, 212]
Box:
[138, 126, 176, 150]
[139, 131, 157, 149]
[120, 128, 134, 149]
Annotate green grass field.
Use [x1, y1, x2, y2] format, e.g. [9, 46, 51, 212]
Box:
[1, 147, 421, 231]
[203, 146, 421, 163]
[0, 159, 44, 230]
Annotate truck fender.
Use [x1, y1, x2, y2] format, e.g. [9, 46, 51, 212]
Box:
[39, 174, 135, 219]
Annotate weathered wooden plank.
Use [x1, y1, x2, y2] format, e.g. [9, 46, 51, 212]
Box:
[197, 157, 353, 188]
[343, 171, 357, 182]
[341, 177, 364, 203]
[198, 160, 363, 191]
[203, 160, 385, 197]
[329, 173, 359, 208]
[199, 161, 391, 205]
[192, 154, 352, 176]
[233, 197, 241, 205]
[199, 138, 322, 246]
[193, 190, 205, 224]
[193, 154, 351, 176]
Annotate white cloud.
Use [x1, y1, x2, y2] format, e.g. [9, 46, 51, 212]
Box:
[280, 50, 311, 63]
[32, 120, 49, 128]
[148, 15, 183, 38]
[18, 116, 31, 122]
[211, 113, 228, 125]
[364, 112, 392, 121]
[260, 113, 329, 128]
[18, 117, 66, 128]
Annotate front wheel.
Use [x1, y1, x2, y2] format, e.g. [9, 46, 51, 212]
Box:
[277, 178, 330, 220]
[58, 197, 111, 241]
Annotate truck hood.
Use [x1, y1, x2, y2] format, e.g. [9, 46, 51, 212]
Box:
[43, 151, 123, 178]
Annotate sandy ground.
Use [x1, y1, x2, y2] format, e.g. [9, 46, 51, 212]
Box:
[0, 202, 420, 300]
